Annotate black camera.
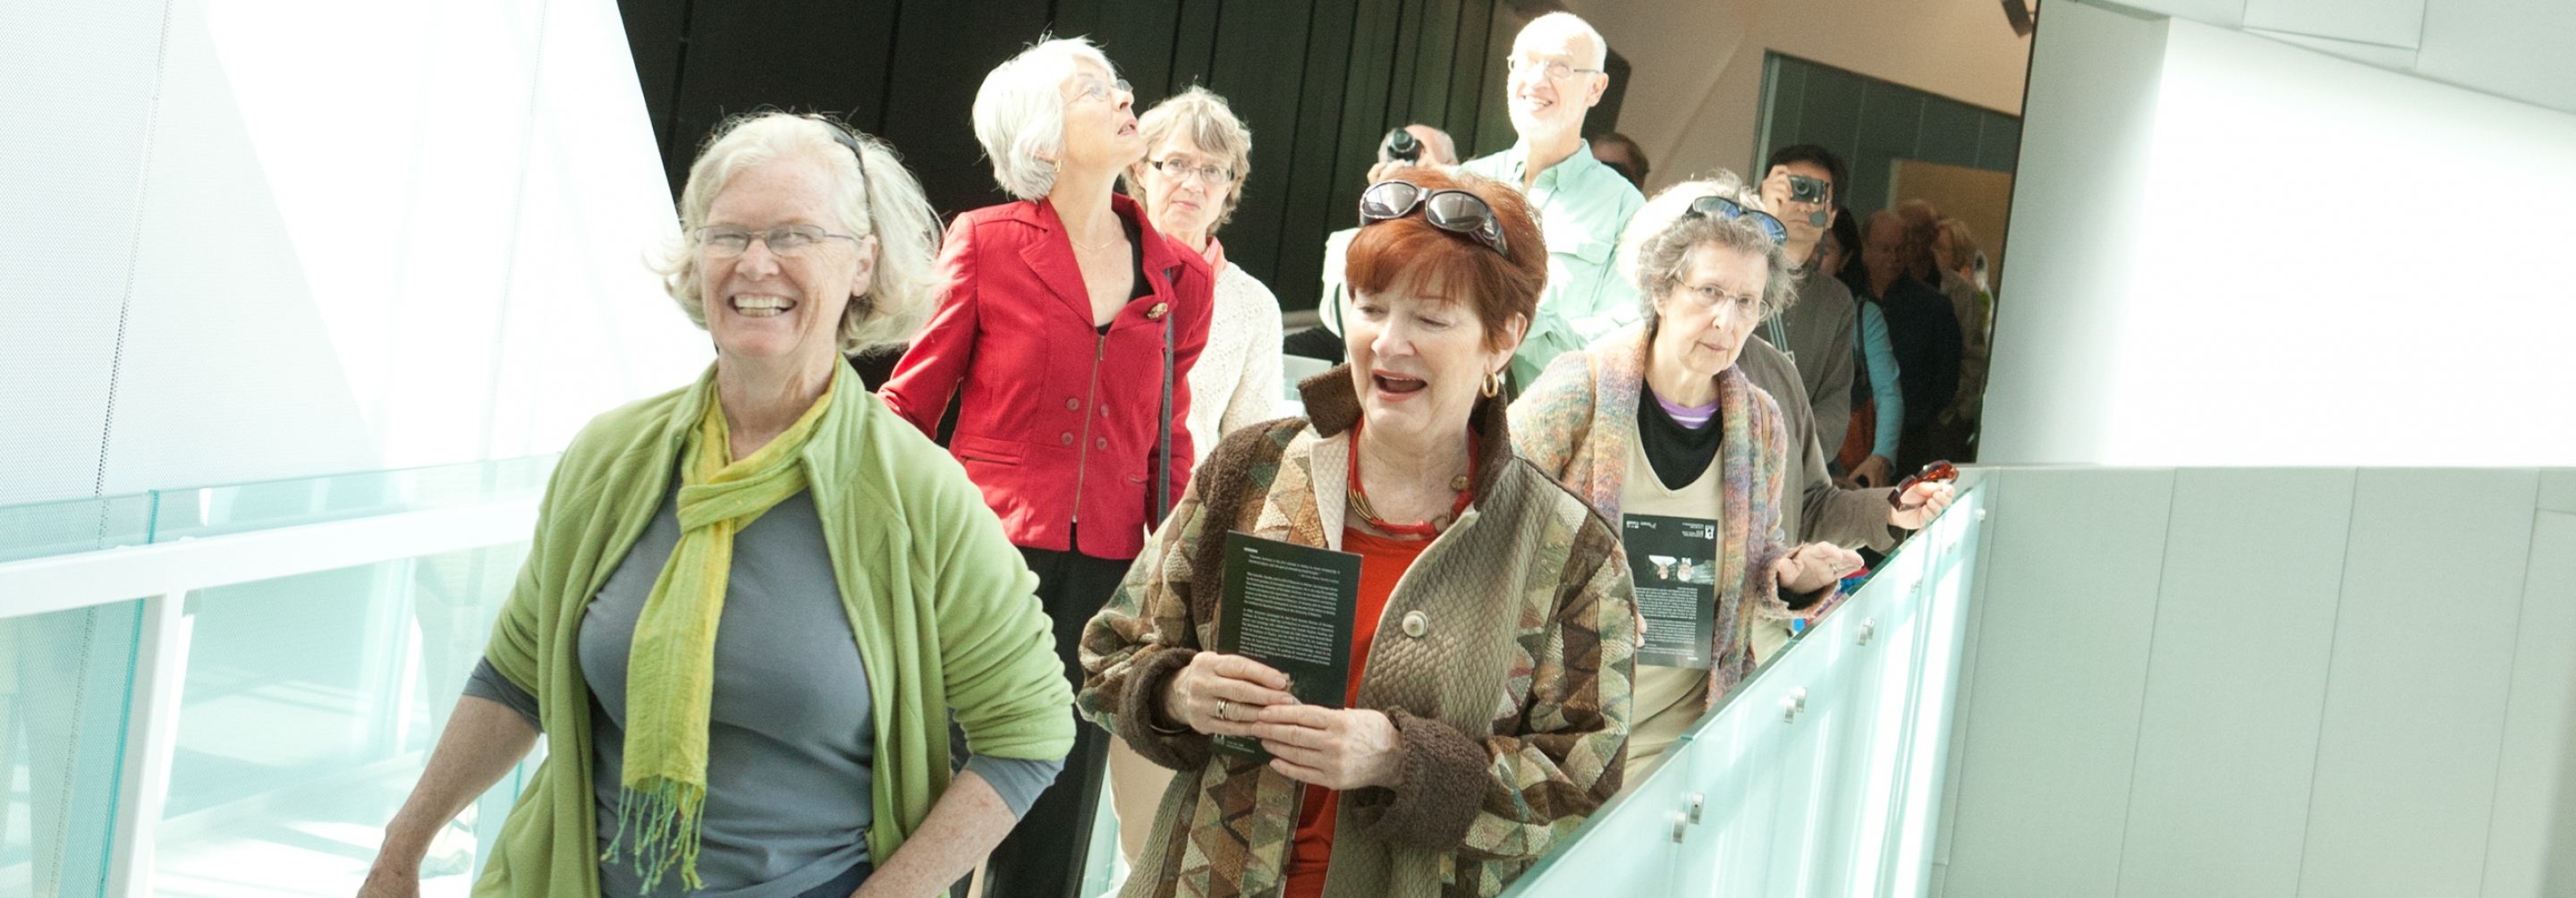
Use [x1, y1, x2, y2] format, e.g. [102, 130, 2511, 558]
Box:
[1379, 128, 1421, 165]
[1787, 174, 1828, 205]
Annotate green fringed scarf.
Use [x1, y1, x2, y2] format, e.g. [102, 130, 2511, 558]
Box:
[602, 371, 839, 893]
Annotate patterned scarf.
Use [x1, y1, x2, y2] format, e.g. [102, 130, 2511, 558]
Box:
[604, 368, 839, 892]
[1706, 368, 1770, 704]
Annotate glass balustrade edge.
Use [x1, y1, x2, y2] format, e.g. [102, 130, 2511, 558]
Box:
[0, 455, 561, 566]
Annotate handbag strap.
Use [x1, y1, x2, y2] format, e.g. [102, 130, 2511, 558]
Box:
[1156, 267, 1179, 527]
[1159, 311, 1174, 522]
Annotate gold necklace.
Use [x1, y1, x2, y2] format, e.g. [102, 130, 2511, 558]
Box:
[1069, 229, 1121, 253]
[1346, 428, 1475, 538]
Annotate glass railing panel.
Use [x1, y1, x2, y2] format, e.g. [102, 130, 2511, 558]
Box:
[1882, 496, 1983, 897]
[1499, 486, 1984, 898]
[0, 494, 157, 563]
[1682, 609, 1851, 894]
[153, 542, 535, 898]
[148, 455, 556, 543]
[2, 600, 145, 898]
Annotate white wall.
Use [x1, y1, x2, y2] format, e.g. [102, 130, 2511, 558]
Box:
[0, 0, 709, 507]
[1979, 1, 2576, 466]
[1938, 467, 2576, 897]
[1560, 0, 2032, 192]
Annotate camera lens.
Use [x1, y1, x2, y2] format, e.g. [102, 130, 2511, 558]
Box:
[1380, 129, 1421, 164]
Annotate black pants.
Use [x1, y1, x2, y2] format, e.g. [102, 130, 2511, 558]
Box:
[979, 536, 1133, 898]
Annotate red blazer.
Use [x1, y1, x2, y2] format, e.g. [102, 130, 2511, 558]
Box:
[880, 194, 1214, 560]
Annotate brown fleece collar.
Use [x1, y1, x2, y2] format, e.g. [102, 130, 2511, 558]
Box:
[1298, 363, 1515, 502]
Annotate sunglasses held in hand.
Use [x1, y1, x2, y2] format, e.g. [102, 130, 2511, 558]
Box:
[1889, 461, 1959, 512]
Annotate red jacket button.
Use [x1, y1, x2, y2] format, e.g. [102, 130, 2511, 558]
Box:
[1060, 432, 1075, 445]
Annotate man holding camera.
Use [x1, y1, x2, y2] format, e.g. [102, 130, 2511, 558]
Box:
[1309, 123, 1461, 353]
[1757, 144, 1867, 480]
[1458, 11, 1644, 386]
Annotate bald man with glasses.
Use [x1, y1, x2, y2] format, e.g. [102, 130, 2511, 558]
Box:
[1459, 12, 1645, 389]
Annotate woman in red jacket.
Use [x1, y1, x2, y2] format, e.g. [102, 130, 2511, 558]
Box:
[877, 36, 1214, 898]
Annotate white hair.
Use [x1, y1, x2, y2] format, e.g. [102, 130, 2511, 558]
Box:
[973, 37, 1118, 201]
[1522, 12, 1607, 71]
[652, 113, 945, 352]
[1618, 171, 1800, 324]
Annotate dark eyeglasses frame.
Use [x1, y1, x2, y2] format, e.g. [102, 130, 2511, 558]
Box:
[1358, 180, 1509, 258]
[1684, 194, 1788, 246]
[1889, 460, 1959, 511]
[1148, 157, 1237, 185]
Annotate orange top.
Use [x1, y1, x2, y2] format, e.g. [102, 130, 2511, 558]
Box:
[1284, 526, 1432, 898]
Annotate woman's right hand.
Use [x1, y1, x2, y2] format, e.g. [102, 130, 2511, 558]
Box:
[1164, 651, 1300, 736]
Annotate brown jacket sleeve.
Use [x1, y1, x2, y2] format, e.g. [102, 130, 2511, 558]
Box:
[1077, 481, 1217, 771]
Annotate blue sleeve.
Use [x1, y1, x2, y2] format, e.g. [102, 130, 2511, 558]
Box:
[962, 752, 1068, 819]
[1859, 303, 1903, 459]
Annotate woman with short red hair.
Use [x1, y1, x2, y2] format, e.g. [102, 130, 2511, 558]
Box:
[1077, 168, 1636, 898]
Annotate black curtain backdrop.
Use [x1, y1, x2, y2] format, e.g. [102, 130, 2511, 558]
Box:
[618, 0, 1623, 313]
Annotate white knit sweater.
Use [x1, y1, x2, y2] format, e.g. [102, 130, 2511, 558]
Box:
[1185, 259, 1285, 465]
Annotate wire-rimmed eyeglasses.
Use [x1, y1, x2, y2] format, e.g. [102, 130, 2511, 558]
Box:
[691, 224, 857, 258]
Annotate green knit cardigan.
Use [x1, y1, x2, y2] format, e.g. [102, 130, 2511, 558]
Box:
[474, 364, 1076, 897]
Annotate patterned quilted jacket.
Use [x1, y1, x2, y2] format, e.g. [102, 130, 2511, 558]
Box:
[1078, 366, 1637, 898]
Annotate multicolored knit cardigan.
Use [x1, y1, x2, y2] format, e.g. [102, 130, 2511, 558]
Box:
[1507, 326, 1797, 703]
[1078, 366, 1637, 898]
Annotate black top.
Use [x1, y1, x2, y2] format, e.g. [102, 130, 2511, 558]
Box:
[1094, 215, 1154, 335]
[1637, 385, 1724, 491]
[1866, 275, 1962, 429]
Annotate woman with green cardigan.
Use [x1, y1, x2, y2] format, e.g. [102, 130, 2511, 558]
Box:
[359, 114, 1075, 898]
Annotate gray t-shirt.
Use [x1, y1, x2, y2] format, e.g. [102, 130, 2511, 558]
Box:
[467, 472, 1063, 897]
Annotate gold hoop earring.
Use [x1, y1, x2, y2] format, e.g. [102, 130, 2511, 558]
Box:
[1480, 369, 1503, 398]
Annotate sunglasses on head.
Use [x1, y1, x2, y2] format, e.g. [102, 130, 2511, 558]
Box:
[1359, 180, 1509, 258]
[1889, 460, 1959, 511]
[1684, 194, 1788, 246]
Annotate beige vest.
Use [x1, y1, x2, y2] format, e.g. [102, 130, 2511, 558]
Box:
[1615, 432, 1792, 784]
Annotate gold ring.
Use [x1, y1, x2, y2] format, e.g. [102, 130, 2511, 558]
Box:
[1216, 699, 1233, 722]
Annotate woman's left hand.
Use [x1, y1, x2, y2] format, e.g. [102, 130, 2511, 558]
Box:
[1771, 541, 1864, 596]
[1249, 705, 1404, 791]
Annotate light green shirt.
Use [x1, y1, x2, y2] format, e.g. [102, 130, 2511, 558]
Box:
[1462, 140, 1646, 385]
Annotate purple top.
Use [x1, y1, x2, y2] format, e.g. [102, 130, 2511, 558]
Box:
[1651, 390, 1718, 430]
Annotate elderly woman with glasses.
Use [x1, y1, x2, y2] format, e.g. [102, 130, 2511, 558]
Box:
[877, 35, 1215, 898]
[1122, 87, 1281, 464]
[1510, 174, 1867, 785]
[359, 113, 1075, 898]
[1080, 168, 1635, 898]
[1103, 83, 1284, 864]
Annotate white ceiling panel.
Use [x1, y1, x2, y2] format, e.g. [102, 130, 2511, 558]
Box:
[2243, 0, 2426, 48]
[2414, 0, 2576, 114]
[2076, 0, 2575, 115]
[2106, 0, 2250, 27]
[2246, 27, 2419, 69]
